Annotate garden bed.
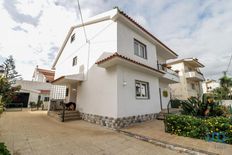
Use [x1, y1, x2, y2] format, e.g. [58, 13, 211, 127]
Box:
[164, 114, 232, 144]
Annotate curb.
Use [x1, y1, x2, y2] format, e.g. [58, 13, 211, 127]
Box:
[117, 130, 219, 155]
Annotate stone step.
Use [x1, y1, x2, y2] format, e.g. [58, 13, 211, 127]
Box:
[58, 111, 80, 115]
[58, 115, 82, 121]
[58, 112, 81, 117]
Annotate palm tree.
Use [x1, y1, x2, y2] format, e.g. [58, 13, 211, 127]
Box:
[217, 75, 232, 99]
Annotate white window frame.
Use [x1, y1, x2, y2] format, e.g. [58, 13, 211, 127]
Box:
[72, 56, 77, 66]
[135, 80, 150, 99]
[134, 39, 147, 59]
[71, 33, 75, 43]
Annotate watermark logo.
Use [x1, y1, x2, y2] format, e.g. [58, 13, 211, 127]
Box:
[205, 132, 227, 143]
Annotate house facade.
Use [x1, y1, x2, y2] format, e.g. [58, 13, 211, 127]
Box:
[52, 8, 179, 128]
[202, 79, 220, 93]
[168, 58, 205, 100]
[13, 67, 65, 108]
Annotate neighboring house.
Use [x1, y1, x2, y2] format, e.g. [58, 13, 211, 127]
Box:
[51, 8, 180, 128]
[202, 79, 220, 93]
[168, 58, 205, 100]
[32, 66, 55, 83]
[13, 66, 65, 108]
[14, 80, 52, 108]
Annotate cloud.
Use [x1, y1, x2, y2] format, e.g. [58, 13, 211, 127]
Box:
[3, 0, 43, 26]
[12, 26, 28, 33]
[0, 0, 232, 81]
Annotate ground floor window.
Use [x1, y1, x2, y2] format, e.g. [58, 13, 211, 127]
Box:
[44, 97, 50, 102]
[135, 80, 149, 99]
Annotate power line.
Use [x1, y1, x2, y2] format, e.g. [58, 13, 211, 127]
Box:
[225, 53, 232, 75]
[76, 0, 88, 43]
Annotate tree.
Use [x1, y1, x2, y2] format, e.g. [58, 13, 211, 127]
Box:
[0, 76, 21, 105]
[219, 75, 232, 88]
[3, 55, 21, 83]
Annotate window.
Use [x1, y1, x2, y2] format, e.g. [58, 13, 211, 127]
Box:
[134, 39, 147, 59]
[44, 97, 50, 102]
[72, 56, 77, 66]
[65, 88, 69, 97]
[191, 83, 195, 90]
[71, 33, 75, 43]
[135, 80, 149, 99]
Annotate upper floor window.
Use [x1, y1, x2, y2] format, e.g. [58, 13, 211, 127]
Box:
[135, 80, 150, 99]
[134, 39, 147, 59]
[191, 83, 195, 90]
[72, 56, 77, 66]
[71, 33, 75, 43]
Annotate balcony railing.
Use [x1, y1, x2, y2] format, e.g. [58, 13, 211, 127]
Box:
[157, 64, 178, 77]
[185, 71, 204, 81]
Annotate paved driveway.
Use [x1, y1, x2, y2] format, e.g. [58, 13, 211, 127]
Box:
[0, 110, 186, 155]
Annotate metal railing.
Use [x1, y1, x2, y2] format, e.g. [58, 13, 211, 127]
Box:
[5, 103, 23, 111]
[157, 64, 178, 77]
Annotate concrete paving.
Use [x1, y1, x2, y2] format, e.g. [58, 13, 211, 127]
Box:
[122, 119, 232, 155]
[0, 109, 186, 155]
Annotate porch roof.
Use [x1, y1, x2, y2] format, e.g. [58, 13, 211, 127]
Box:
[52, 73, 84, 85]
[96, 52, 164, 77]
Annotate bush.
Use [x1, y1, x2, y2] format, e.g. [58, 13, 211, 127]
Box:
[170, 99, 183, 108]
[165, 114, 232, 144]
[0, 143, 10, 155]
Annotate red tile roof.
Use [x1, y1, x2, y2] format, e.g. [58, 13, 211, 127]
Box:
[40, 90, 50, 94]
[37, 68, 55, 82]
[96, 52, 164, 74]
[118, 10, 178, 57]
[51, 76, 65, 84]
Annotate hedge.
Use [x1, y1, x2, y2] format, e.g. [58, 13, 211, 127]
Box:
[164, 114, 232, 144]
[0, 143, 10, 155]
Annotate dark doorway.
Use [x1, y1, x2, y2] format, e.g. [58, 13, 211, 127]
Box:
[11, 93, 30, 108]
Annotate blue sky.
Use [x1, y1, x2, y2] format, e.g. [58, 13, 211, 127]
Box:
[0, 0, 232, 80]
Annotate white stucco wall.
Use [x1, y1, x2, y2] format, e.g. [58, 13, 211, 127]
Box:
[77, 65, 118, 118]
[159, 81, 170, 109]
[117, 21, 157, 69]
[55, 19, 117, 79]
[116, 65, 161, 117]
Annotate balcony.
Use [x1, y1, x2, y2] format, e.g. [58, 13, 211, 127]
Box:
[185, 71, 204, 81]
[157, 64, 180, 83]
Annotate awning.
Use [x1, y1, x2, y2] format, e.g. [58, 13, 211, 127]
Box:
[52, 73, 85, 85]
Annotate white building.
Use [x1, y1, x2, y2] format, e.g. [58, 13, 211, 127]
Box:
[13, 67, 65, 108]
[168, 58, 205, 100]
[52, 8, 180, 128]
[202, 79, 220, 93]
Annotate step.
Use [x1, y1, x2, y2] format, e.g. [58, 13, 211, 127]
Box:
[58, 116, 82, 121]
[58, 112, 81, 117]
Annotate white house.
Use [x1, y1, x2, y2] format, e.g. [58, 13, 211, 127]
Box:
[168, 58, 205, 100]
[202, 79, 220, 93]
[51, 8, 179, 128]
[13, 67, 54, 108]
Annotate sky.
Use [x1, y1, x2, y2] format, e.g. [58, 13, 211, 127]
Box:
[0, 0, 232, 80]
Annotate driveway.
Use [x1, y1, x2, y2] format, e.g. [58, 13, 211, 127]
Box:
[0, 109, 186, 155]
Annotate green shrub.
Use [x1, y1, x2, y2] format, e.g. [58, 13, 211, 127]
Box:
[0, 143, 10, 155]
[165, 114, 232, 144]
[170, 99, 183, 108]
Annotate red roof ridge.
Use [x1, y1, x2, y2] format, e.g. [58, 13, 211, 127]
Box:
[96, 52, 164, 74]
[118, 10, 178, 57]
